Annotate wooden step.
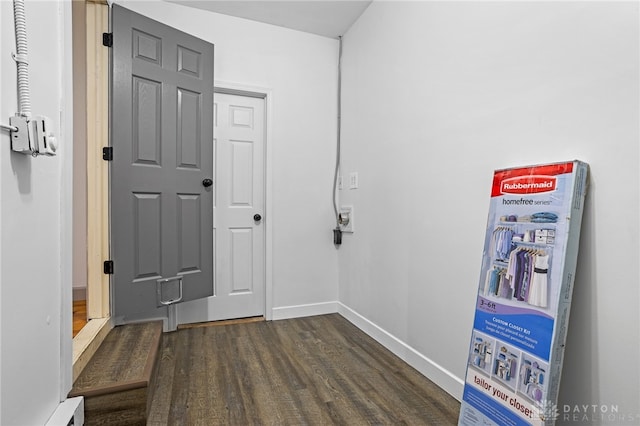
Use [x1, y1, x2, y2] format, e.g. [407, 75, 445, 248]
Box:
[69, 321, 163, 426]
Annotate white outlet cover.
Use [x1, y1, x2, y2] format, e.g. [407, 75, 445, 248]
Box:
[339, 205, 354, 233]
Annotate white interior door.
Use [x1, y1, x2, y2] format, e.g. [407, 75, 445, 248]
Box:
[178, 92, 265, 323]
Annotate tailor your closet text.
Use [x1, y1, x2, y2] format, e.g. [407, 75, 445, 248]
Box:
[473, 375, 534, 419]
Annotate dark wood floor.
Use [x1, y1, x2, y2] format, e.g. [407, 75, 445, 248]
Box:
[148, 313, 460, 425]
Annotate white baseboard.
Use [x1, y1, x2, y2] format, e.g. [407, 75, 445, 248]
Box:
[271, 301, 339, 320]
[72, 286, 87, 301]
[337, 302, 464, 401]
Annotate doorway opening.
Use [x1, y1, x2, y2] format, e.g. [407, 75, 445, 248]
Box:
[71, 0, 111, 381]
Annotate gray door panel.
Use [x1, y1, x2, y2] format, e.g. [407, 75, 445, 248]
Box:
[111, 5, 214, 320]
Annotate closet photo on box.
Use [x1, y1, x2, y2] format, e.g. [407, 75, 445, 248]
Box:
[468, 331, 494, 377]
[483, 217, 556, 310]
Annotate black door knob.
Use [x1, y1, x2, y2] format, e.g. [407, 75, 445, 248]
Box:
[202, 178, 213, 188]
[253, 214, 262, 222]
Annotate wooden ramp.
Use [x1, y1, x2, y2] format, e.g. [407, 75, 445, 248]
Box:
[69, 321, 163, 426]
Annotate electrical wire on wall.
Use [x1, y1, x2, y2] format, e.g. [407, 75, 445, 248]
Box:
[0, 0, 30, 133]
[13, 0, 31, 118]
[1, 0, 57, 156]
[332, 36, 343, 245]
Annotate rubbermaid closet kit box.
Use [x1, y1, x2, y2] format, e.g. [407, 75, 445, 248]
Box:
[459, 160, 589, 426]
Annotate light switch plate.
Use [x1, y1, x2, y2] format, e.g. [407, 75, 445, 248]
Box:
[349, 172, 359, 189]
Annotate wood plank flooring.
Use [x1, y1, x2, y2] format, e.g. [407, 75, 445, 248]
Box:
[73, 299, 88, 338]
[149, 313, 460, 425]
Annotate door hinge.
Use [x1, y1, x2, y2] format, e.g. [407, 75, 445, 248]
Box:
[103, 146, 113, 161]
[103, 260, 114, 275]
[102, 32, 113, 47]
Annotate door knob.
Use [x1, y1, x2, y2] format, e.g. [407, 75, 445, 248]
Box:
[202, 178, 213, 188]
[253, 214, 262, 222]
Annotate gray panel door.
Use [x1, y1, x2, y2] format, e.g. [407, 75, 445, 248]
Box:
[111, 4, 214, 320]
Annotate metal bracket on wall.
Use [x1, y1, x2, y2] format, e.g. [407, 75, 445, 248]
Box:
[8, 116, 31, 153]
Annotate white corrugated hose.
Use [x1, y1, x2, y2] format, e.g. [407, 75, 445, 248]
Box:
[13, 0, 31, 117]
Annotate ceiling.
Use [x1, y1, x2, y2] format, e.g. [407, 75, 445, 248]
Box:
[165, 1, 372, 39]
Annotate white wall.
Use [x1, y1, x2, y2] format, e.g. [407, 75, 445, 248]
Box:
[0, 1, 73, 424]
[118, 1, 340, 317]
[339, 1, 639, 421]
[1, 6, 3, 421]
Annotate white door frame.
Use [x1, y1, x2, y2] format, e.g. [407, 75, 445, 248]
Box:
[70, 0, 112, 384]
[214, 81, 273, 321]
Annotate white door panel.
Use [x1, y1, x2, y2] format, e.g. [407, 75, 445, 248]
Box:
[178, 93, 265, 323]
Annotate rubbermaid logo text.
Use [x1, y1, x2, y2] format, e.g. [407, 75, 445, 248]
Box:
[501, 176, 557, 195]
